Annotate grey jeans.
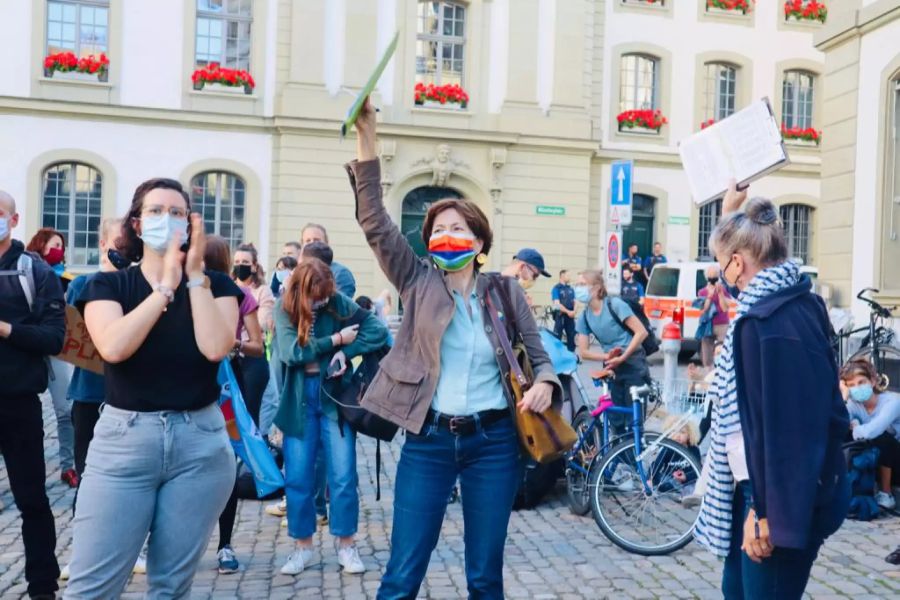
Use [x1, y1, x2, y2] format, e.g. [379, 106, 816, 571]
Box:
[64, 403, 236, 599]
[47, 357, 74, 471]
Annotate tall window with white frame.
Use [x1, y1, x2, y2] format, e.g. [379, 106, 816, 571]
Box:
[780, 204, 813, 265]
[620, 54, 659, 112]
[696, 199, 722, 260]
[190, 171, 246, 248]
[46, 0, 108, 58]
[782, 70, 815, 129]
[416, 1, 466, 88]
[704, 62, 737, 122]
[41, 162, 103, 267]
[195, 0, 252, 70]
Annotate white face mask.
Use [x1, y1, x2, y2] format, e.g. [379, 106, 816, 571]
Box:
[139, 214, 188, 254]
[0, 216, 9, 241]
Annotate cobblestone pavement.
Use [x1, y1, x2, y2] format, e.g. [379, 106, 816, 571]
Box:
[0, 394, 899, 599]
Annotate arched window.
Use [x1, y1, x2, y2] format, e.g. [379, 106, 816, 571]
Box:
[696, 199, 722, 260]
[780, 203, 813, 265]
[190, 171, 246, 247]
[704, 62, 737, 121]
[619, 54, 659, 112]
[782, 70, 816, 129]
[41, 162, 103, 266]
[401, 186, 463, 258]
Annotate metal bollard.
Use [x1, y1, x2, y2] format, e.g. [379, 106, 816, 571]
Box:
[661, 321, 682, 404]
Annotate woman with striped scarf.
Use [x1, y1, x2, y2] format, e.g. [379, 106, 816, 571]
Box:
[694, 183, 850, 599]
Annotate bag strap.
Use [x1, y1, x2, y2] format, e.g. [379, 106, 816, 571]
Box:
[605, 298, 630, 336]
[0, 253, 36, 312]
[484, 282, 529, 388]
[488, 274, 517, 342]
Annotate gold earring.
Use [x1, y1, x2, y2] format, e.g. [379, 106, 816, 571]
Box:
[476, 253, 487, 266]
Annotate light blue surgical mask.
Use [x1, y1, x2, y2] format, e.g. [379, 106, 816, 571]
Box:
[0, 216, 9, 241]
[849, 384, 874, 403]
[574, 285, 592, 304]
[139, 214, 187, 254]
[275, 269, 289, 283]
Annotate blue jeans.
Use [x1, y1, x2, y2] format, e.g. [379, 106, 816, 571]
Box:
[283, 377, 357, 539]
[722, 480, 821, 600]
[64, 403, 236, 599]
[378, 414, 520, 600]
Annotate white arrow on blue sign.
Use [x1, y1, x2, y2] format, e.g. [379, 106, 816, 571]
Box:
[609, 159, 633, 226]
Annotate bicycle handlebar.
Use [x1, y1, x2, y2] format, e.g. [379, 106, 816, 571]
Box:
[857, 288, 896, 318]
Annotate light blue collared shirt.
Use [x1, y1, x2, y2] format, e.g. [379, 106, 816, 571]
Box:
[432, 290, 507, 416]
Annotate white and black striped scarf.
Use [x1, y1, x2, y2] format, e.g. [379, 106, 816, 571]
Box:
[694, 260, 801, 558]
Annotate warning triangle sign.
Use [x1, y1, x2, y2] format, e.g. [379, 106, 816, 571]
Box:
[610, 206, 620, 225]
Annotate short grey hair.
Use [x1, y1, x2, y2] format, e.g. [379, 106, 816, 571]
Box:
[0, 190, 16, 214]
[709, 197, 788, 268]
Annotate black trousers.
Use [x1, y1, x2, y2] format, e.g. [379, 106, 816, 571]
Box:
[553, 314, 576, 352]
[872, 432, 900, 485]
[72, 401, 101, 477]
[0, 394, 60, 596]
[237, 355, 269, 426]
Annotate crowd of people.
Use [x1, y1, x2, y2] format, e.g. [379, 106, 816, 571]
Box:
[0, 97, 898, 600]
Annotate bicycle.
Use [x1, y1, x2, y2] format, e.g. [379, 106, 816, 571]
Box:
[833, 288, 900, 392]
[531, 304, 556, 330]
[564, 374, 702, 556]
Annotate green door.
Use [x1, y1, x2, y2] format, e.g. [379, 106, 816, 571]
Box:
[401, 186, 463, 258]
[622, 193, 655, 264]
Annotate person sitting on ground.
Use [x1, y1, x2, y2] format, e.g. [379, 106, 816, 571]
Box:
[840, 359, 900, 511]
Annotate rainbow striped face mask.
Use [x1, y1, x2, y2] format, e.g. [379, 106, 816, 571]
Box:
[428, 231, 477, 272]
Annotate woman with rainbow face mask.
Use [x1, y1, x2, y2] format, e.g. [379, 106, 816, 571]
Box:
[347, 98, 562, 600]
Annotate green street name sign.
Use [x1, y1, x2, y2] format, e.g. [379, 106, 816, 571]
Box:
[668, 215, 690, 225]
[536, 205, 566, 216]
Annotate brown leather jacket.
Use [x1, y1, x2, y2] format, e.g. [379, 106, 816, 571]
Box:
[346, 159, 561, 434]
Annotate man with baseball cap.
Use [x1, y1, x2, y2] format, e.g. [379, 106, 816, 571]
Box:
[499, 248, 551, 305]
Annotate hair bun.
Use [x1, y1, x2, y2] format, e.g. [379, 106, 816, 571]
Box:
[745, 197, 779, 226]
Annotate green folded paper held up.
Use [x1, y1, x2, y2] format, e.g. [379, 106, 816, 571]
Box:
[341, 30, 400, 138]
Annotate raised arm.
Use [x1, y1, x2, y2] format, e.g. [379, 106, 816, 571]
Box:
[185, 215, 239, 362]
[347, 98, 424, 295]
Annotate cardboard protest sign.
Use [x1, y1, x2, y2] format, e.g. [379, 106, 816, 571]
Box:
[56, 304, 103, 374]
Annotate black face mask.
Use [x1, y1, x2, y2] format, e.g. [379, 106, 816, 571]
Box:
[107, 249, 131, 270]
[233, 264, 253, 281]
[707, 277, 719, 285]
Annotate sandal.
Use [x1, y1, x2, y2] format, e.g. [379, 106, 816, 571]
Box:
[886, 546, 900, 565]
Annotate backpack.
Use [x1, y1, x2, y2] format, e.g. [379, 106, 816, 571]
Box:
[845, 442, 880, 521]
[321, 306, 398, 500]
[0, 252, 37, 312]
[605, 298, 660, 357]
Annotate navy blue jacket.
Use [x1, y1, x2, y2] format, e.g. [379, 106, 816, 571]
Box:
[734, 275, 850, 549]
[0, 240, 66, 396]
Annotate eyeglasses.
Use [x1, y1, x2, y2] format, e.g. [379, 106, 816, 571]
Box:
[142, 205, 188, 219]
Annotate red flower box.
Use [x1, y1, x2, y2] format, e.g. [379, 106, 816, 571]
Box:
[701, 119, 716, 130]
[617, 109, 667, 132]
[414, 82, 469, 109]
[781, 125, 821, 145]
[707, 0, 754, 14]
[191, 64, 255, 94]
[784, 0, 827, 23]
[43, 52, 109, 81]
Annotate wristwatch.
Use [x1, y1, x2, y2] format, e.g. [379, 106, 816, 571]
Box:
[186, 275, 211, 290]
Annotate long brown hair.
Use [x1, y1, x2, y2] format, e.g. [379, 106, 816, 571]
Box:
[26, 227, 65, 255]
[235, 243, 266, 287]
[203, 235, 231, 275]
[282, 258, 335, 346]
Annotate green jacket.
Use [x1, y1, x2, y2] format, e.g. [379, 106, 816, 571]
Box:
[273, 293, 388, 438]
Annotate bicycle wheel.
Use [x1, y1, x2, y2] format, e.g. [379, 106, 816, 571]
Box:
[849, 345, 900, 393]
[588, 438, 702, 556]
[566, 410, 602, 515]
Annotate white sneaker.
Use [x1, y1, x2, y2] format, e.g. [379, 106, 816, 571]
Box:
[280, 547, 314, 576]
[876, 491, 897, 510]
[133, 547, 147, 574]
[281, 517, 287, 528]
[59, 563, 70, 580]
[336, 544, 366, 574]
[265, 498, 287, 517]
